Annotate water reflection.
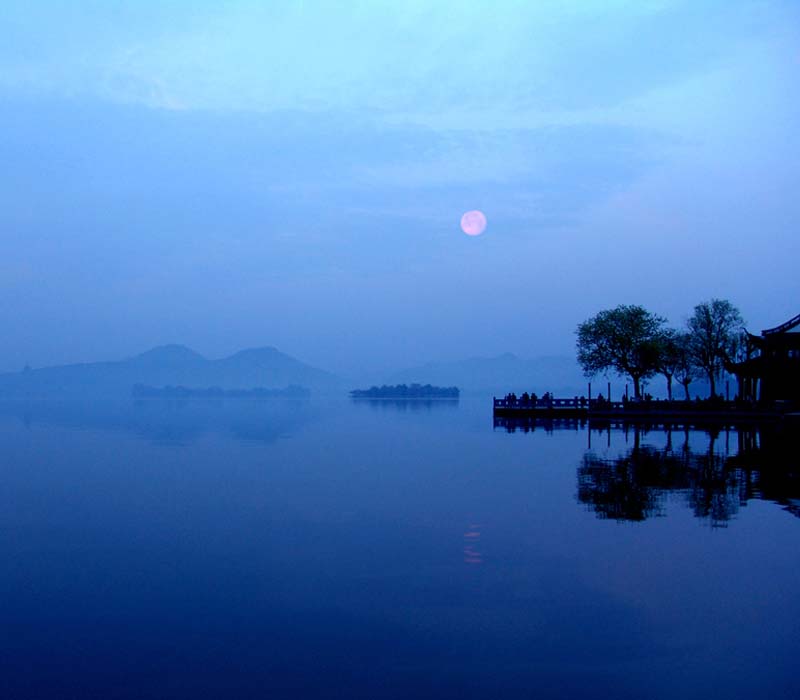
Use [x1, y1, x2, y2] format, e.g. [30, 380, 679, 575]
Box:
[351, 398, 459, 412]
[497, 417, 800, 525]
[463, 524, 482, 564]
[0, 398, 314, 445]
[582, 425, 800, 525]
[494, 415, 585, 434]
[579, 432, 738, 525]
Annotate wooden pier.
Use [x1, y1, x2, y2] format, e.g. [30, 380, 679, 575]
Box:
[492, 396, 786, 426]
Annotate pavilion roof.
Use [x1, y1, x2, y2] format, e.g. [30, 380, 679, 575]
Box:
[762, 313, 800, 336]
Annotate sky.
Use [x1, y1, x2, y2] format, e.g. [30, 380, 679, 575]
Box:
[1, 0, 799, 377]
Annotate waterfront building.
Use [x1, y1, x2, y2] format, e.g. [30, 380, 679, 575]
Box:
[731, 313, 800, 403]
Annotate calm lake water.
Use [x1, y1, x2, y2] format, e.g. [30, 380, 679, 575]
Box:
[0, 398, 798, 699]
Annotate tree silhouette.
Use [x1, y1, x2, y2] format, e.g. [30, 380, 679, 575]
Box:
[576, 305, 665, 399]
[687, 299, 745, 398]
[578, 428, 746, 526]
[672, 332, 700, 400]
[654, 329, 682, 401]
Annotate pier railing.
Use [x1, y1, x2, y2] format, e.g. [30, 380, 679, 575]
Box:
[492, 397, 770, 413]
[493, 397, 617, 410]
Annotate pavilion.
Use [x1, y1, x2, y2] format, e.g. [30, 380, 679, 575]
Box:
[730, 313, 800, 404]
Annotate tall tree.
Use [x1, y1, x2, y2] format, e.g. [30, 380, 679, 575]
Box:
[687, 299, 745, 398]
[576, 305, 665, 399]
[655, 329, 682, 401]
[673, 332, 699, 400]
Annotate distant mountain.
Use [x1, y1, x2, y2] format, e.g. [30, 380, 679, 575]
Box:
[389, 354, 587, 398]
[0, 345, 344, 398]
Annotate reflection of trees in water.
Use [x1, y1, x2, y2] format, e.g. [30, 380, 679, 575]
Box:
[684, 436, 746, 525]
[353, 398, 459, 412]
[579, 442, 681, 522]
[578, 424, 798, 526]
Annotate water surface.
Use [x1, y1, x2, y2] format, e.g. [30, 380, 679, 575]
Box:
[0, 398, 797, 699]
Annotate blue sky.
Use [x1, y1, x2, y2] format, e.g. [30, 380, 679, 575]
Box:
[1, 1, 798, 375]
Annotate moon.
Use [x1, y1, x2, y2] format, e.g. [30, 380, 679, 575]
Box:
[460, 210, 487, 236]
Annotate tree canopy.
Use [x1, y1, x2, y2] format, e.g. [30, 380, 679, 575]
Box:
[686, 299, 745, 398]
[576, 299, 744, 401]
[576, 304, 666, 399]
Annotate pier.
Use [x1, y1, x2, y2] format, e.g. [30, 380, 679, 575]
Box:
[493, 396, 789, 427]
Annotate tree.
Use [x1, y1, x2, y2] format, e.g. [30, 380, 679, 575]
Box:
[686, 299, 745, 398]
[654, 329, 682, 401]
[576, 305, 666, 399]
[673, 332, 699, 400]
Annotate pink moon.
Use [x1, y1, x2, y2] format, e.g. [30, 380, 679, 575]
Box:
[460, 210, 487, 236]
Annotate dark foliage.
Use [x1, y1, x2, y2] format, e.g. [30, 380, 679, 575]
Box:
[350, 383, 459, 399]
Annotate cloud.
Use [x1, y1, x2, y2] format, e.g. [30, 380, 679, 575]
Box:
[0, 0, 753, 120]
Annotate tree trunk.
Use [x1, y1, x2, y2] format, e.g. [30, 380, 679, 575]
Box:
[708, 371, 716, 399]
[665, 374, 673, 402]
[632, 375, 641, 399]
[682, 380, 691, 401]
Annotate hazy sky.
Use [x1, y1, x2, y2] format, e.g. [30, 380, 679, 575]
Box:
[2, 0, 798, 376]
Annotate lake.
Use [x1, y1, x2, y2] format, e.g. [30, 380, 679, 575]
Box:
[0, 398, 797, 699]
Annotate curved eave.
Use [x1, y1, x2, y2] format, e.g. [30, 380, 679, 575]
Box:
[762, 312, 800, 336]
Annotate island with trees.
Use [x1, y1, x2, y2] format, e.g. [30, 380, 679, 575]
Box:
[494, 298, 800, 423]
[351, 384, 459, 399]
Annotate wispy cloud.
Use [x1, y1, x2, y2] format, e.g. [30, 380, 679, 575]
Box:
[0, 0, 742, 117]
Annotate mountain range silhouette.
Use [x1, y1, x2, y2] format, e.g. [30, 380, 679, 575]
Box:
[0, 345, 343, 397]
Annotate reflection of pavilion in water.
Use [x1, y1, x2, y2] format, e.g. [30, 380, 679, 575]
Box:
[580, 423, 799, 525]
[497, 417, 799, 526]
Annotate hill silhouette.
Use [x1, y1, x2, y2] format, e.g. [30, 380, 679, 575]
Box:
[0, 345, 343, 397]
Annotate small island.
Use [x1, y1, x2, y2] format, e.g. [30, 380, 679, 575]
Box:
[350, 383, 459, 399]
